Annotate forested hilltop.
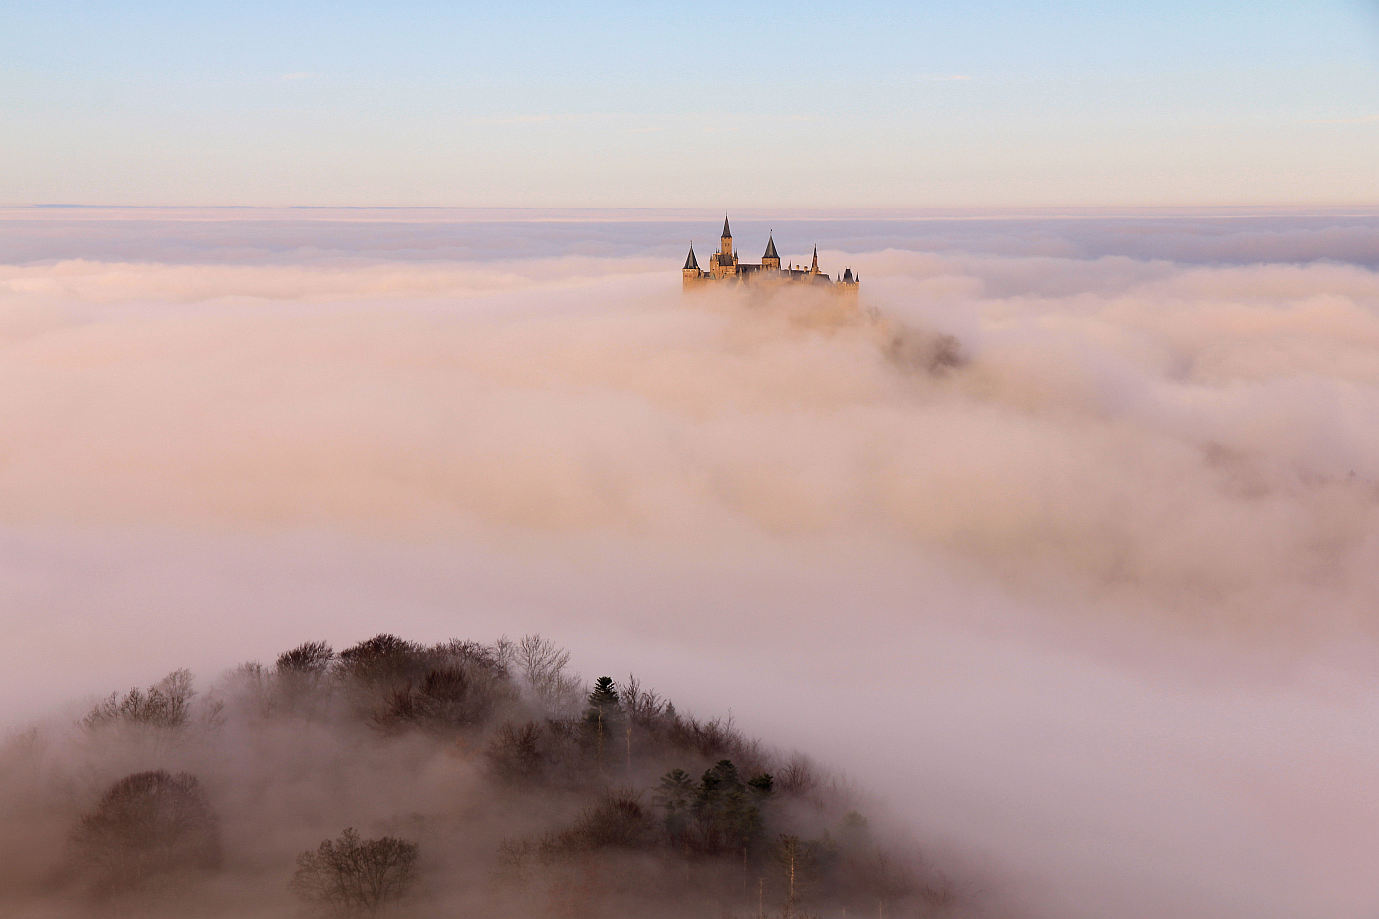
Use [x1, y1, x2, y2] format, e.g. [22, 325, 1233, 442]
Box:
[0, 634, 960, 918]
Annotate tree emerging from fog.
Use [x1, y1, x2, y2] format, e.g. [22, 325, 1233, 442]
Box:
[291, 827, 419, 917]
[82, 669, 196, 731]
[69, 770, 221, 893]
[3, 633, 952, 918]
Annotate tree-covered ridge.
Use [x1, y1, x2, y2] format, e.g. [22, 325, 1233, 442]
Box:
[0, 633, 957, 918]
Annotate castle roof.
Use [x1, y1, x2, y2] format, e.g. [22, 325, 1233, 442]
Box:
[683, 244, 699, 270]
[721, 216, 732, 238]
[763, 233, 779, 260]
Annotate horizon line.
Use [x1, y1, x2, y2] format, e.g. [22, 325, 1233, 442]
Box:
[5, 203, 1379, 222]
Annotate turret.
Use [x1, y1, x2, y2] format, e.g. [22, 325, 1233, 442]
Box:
[836, 266, 859, 297]
[809, 245, 820, 275]
[762, 231, 781, 272]
[682, 243, 705, 289]
[720, 216, 733, 259]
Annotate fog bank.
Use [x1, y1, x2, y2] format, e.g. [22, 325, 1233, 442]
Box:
[3, 208, 1378, 918]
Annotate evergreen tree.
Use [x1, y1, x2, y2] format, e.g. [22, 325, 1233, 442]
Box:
[585, 676, 621, 771]
[688, 759, 766, 854]
[695, 759, 742, 810]
[655, 768, 695, 843]
[587, 676, 620, 710]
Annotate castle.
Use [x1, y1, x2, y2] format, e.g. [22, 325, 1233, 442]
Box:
[682, 217, 859, 293]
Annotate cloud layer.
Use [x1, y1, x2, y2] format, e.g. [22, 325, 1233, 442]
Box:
[2, 209, 1378, 918]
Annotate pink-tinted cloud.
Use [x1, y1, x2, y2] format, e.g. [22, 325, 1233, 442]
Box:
[2, 210, 1378, 918]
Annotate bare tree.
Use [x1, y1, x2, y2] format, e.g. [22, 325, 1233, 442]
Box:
[514, 634, 581, 713]
[277, 640, 335, 674]
[291, 827, 419, 917]
[493, 634, 517, 670]
[265, 640, 336, 718]
[621, 674, 666, 724]
[776, 753, 820, 798]
[379, 666, 476, 730]
[776, 834, 814, 919]
[537, 789, 653, 859]
[83, 669, 195, 731]
[338, 634, 425, 688]
[69, 770, 220, 893]
[485, 721, 544, 784]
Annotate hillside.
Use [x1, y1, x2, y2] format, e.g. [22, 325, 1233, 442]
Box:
[0, 634, 959, 918]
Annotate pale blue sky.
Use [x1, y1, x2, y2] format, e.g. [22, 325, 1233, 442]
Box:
[2, 1, 1377, 206]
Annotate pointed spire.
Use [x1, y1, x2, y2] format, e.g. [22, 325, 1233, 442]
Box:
[763, 232, 779, 260]
[810, 245, 819, 272]
[721, 215, 732, 239]
[683, 242, 699, 271]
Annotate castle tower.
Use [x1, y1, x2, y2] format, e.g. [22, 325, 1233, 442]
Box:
[709, 215, 738, 278]
[762, 231, 781, 272]
[809, 245, 820, 275]
[682, 243, 703, 288]
[838, 266, 859, 295]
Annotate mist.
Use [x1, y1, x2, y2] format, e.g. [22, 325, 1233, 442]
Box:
[2, 207, 1378, 918]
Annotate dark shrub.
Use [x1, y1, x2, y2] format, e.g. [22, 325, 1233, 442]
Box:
[540, 790, 653, 859]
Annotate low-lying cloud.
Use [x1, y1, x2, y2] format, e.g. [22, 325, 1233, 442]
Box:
[2, 208, 1378, 918]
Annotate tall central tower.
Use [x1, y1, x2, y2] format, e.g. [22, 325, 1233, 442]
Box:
[709, 215, 738, 278]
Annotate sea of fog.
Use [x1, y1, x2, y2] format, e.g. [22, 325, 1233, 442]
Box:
[2, 206, 1378, 918]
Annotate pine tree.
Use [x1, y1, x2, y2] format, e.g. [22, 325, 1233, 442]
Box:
[585, 677, 621, 771]
[587, 676, 619, 710]
[655, 768, 695, 844]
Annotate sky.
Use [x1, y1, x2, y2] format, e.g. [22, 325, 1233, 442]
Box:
[2, 0, 1378, 206]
